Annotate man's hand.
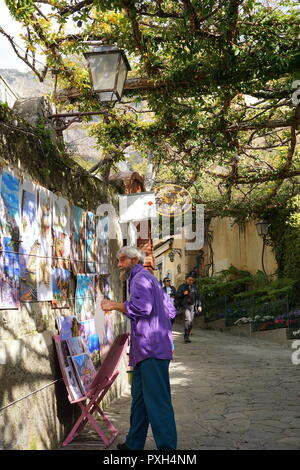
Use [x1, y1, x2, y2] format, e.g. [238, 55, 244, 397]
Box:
[198, 306, 202, 313]
[101, 299, 115, 313]
[183, 290, 189, 295]
[101, 298, 127, 314]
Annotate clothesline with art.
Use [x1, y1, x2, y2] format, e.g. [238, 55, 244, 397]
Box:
[0, 167, 110, 310]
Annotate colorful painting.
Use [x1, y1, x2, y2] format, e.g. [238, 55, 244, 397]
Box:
[97, 273, 111, 299]
[0, 170, 20, 239]
[96, 215, 109, 274]
[86, 211, 96, 274]
[94, 280, 105, 346]
[70, 205, 85, 275]
[37, 186, 52, 301]
[64, 365, 84, 401]
[94, 274, 110, 341]
[0, 171, 20, 309]
[71, 353, 96, 394]
[52, 267, 70, 309]
[79, 318, 100, 367]
[53, 195, 70, 234]
[94, 274, 113, 357]
[19, 184, 38, 302]
[52, 195, 70, 270]
[0, 173, 4, 236]
[75, 274, 95, 321]
[67, 336, 89, 356]
[56, 315, 75, 340]
[0, 236, 20, 309]
[52, 230, 70, 270]
[103, 313, 113, 351]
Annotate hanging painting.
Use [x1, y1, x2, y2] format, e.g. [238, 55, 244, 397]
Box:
[0, 171, 20, 309]
[52, 195, 70, 308]
[70, 205, 85, 275]
[75, 273, 95, 321]
[52, 195, 70, 270]
[19, 181, 38, 302]
[0, 170, 20, 239]
[0, 236, 20, 309]
[52, 267, 70, 309]
[86, 211, 96, 274]
[53, 194, 70, 234]
[52, 231, 70, 270]
[94, 274, 113, 357]
[37, 186, 53, 301]
[96, 215, 109, 274]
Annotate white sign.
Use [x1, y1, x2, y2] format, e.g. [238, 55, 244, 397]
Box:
[119, 192, 156, 223]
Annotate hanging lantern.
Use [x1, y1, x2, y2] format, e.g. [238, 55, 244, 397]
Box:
[84, 45, 131, 104]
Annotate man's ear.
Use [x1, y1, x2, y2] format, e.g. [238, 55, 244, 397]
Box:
[133, 256, 140, 264]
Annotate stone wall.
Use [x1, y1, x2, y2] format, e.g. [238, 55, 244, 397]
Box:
[0, 102, 129, 449]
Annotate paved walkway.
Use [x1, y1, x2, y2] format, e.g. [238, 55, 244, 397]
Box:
[65, 325, 300, 450]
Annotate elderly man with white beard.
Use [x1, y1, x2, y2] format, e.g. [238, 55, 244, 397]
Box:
[101, 246, 177, 451]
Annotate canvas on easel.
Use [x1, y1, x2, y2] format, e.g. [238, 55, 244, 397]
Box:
[70, 352, 96, 394]
[64, 363, 84, 401]
[66, 336, 89, 356]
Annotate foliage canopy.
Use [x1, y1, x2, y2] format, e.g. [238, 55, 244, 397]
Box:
[2, 0, 300, 218]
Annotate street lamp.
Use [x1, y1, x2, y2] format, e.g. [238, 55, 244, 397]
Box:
[255, 219, 269, 238]
[168, 238, 182, 263]
[255, 219, 272, 275]
[84, 45, 131, 104]
[49, 43, 131, 135]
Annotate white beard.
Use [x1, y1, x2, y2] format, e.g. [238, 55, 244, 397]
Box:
[119, 261, 135, 282]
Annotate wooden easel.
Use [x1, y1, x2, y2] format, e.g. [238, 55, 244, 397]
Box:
[53, 333, 130, 448]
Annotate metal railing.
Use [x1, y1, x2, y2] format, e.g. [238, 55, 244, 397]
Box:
[203, 295, 298, 330]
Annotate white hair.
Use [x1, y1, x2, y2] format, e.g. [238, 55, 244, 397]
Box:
[117, 246, 145, 264]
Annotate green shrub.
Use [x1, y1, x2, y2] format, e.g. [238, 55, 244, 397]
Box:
[197, 265, 263, 302]
[197, 265, 299, 325]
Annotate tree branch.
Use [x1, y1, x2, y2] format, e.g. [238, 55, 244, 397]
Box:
[0, 26, 48, 82]
[181, 0, 201, 31]
[33, 0, 94, 16]
[228, 119, 300, 131]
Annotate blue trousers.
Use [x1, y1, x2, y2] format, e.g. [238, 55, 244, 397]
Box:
[125, 358, 177, 450]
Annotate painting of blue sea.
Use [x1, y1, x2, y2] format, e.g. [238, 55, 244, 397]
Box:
[1, 171, 20, 237]
[80, 319, 100, 368]
[75, 274, 95, 321]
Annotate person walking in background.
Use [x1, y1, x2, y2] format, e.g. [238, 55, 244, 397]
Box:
[101, 246, 177, 450]
[176, 274, 202, 343]
[162, 277, 177, 325]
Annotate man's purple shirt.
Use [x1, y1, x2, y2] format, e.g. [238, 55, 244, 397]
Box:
[124, 264, 176, 367]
